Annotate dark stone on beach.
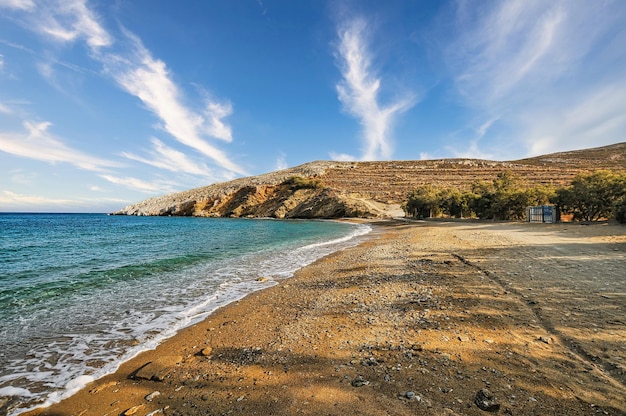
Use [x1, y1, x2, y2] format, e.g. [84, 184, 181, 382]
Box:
[474, 388, 500, 412]
[361, 357, 378, 366]
[351, 375, 369, 387]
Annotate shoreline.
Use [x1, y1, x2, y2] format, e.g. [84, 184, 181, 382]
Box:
[5, 218, 372, 416]
[24, 220, 626, 416]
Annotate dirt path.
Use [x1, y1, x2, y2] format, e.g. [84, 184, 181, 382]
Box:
[24, 221, 626, 416]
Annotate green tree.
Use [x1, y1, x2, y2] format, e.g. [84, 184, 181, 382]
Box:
[614, 198, 626, 224]
[466, 180, 492, 219]
[527, 185, 557, 206]
[491, 171, 527, 220]
[556, 170, 626, 221]
[438, 188, 465, 218]
[402, 185, 441, 218]
[466, 172, 525, 220]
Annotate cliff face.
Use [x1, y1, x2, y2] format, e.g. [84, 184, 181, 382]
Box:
[214, 186, 380, 219]
[112, 142, 626, 219]
[115, 177, 394, 218]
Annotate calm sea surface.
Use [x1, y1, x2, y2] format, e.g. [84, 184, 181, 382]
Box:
[0, 213, 370, 415]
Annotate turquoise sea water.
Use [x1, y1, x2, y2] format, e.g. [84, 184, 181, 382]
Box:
[0, 213, 370, 415]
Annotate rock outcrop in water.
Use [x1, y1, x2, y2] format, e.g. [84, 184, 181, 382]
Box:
[112, 142, 626, 218]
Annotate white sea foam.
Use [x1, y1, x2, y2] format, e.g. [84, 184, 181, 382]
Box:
[0, 387, 33, 398]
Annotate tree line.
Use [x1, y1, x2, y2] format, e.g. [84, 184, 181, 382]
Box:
[402, 170, 626, 223]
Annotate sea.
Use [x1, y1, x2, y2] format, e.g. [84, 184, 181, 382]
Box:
[0, 213, 371, 415]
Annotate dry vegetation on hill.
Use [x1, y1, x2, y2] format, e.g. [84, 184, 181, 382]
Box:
[113, 142, 626, 218]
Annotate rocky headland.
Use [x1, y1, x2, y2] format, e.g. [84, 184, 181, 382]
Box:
[112, 142, 626, 218]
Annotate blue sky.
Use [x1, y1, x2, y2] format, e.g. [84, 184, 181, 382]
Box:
[1, 0, 625, 212]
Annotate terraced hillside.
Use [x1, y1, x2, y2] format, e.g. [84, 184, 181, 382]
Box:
[113, 142, 626, 218]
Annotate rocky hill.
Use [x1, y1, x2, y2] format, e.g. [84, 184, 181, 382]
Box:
[112, 142, 626, 219]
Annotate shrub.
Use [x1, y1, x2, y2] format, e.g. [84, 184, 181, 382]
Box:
[556, 170, 626, 221]
[403, 171, 557, 221]
[283, 176, 324, 190]
[402, 185, 440, 218]
[403, 169, 625, 222]
[614, 198, 626, 224]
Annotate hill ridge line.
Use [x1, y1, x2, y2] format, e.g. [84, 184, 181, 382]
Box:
[112, 142, 626, 218]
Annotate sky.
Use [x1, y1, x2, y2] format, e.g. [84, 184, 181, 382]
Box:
[1, 0, 625, 213]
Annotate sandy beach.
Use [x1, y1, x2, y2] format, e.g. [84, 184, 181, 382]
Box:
[26, 220, 626, 416]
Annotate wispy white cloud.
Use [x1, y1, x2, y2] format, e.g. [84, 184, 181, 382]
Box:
[0, 39, 35, 54]
[329, 152, 356, 162]
[9, 169, 37, 185]
[450, 1, 565, 105]
[29, 0, 111, 50]
[520, 81, 626, 156]
[0, 120, 119, 171]
[0, 0, 34, 11]
[275, 153, 288, 170]
[0, 190, 74, 207]
[445, 140, 494, 160]
[445, 0, 626, 156]
[0, 0, 110, 49]
[255, 0, 267, 16]
[100, 174, 178, 194]
[203, 101, 233, 142]
[101, 30, 245, 175]
[0, 0, 245, 180]
[0, 189, 128, 211]
[475, 116, 500, 139]
[35, 60, 58, 86]
[121, 138, 213, 177]
[0, 102, 11, 114]
[335, 17, 416, 161]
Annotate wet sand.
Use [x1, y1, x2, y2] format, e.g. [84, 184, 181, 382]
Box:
[26, 220, 626, 416]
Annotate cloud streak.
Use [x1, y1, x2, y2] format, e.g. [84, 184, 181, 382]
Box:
[0, 120, 119, 171]
[0, 0, 245, 182]
[121, 138, 214, 177]
[0, 102, 11, 114]
[0, 189, 128, 211]
[335, 17, 416, 161]
[0, 0, 34, 11]
[104, 33, 245, 174]
[445, 0, 626, 156]
[0, 190, 75, 207]
[274, 153, 288, 171]
[100, 174, 178, 194]
[4, 0, 112, 50]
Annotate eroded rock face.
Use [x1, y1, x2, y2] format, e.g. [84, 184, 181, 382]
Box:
[114, 183, 386, 219]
